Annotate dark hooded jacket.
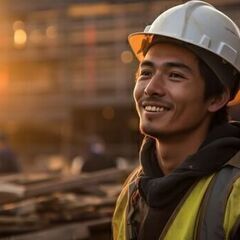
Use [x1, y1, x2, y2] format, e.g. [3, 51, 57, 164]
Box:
[132, 122, 240, 239]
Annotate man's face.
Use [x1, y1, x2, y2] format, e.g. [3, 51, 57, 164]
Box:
[133, 43, 213, 139]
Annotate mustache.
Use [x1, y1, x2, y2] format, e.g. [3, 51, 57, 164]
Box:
[140, 96, 173, 107]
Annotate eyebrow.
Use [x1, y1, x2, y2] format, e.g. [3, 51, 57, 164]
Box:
[140, 60, 193, 74]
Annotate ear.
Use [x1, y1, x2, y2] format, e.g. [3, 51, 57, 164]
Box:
[208, 88, 230, 113]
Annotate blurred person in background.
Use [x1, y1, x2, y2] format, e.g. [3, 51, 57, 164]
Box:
[81, 136, 116, 173]
[0, 132, 21, 174]
[112, 1, 240, 239]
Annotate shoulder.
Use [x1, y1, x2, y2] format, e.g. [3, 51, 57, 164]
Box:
[122, 166, 142, 187]
[114, 166, 142, 209]
[112, 166, 142, 238]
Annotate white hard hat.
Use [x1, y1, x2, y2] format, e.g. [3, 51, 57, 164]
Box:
[128, 0, 240, 102]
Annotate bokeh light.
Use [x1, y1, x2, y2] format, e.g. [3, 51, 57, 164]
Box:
[14, 29, 27, 47]
[121, 50, 133, 64]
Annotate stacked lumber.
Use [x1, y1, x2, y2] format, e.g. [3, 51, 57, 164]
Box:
[0, 168, 131, 239]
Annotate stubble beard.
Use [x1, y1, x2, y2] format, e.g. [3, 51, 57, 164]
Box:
[139, 122, 170, 140]
[139, 119, 207, 142]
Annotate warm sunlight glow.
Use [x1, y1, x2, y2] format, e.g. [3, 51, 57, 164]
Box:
[0, 66, 9, 93]
[14, 29, 27, 47]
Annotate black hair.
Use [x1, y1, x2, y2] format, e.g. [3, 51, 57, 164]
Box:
[198, 58, 229, 127]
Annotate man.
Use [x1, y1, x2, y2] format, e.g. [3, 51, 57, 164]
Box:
[81, 136, 116, 172]
[0, 132, 21, 174]
[112, 1, 240, 239]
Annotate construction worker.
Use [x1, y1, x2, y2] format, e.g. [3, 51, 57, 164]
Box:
[112, 1, 240, 239]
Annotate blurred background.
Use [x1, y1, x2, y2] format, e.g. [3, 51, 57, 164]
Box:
[0, 1, 238, 239]
[0, 0, 238, 173]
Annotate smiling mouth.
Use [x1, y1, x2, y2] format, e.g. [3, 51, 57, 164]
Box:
[144, 105, 170, 112]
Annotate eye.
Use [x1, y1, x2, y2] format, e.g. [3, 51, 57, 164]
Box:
[139, 69, 153, 79]
[169, 72, 185, 81]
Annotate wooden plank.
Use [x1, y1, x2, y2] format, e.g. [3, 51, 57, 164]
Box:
[0, 168, 131, 204]
[0, 218, 111, 240]
[24, 168, 130, 198]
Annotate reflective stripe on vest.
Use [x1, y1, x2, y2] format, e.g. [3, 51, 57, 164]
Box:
[196, 166, 240, 239]
[196, 151, 240, 239]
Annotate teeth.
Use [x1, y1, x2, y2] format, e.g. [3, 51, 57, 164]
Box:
[145, 106, 166, 112]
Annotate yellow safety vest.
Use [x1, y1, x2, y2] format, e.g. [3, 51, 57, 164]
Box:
[112, 153, 240, 240]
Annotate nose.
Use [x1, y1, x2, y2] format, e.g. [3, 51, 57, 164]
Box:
[144, 73, 165, 97]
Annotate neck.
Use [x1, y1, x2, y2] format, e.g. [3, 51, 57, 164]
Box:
[155, 126, 210, 175]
